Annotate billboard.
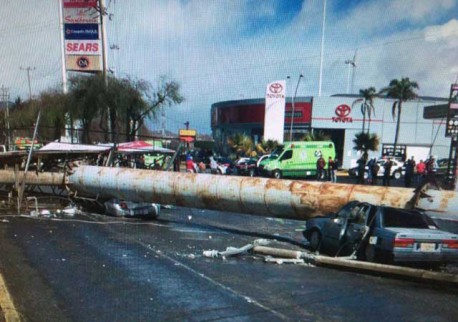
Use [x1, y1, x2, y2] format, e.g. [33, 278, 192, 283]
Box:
[264, 80, 286, 143]
[65, 55, 101, 72]
[64, 7, 99, 24]
[63, 0, 97, 8]
[65, 40, 101, 55]
[64, 23, 99, 40]
[445, 84, 458, 137]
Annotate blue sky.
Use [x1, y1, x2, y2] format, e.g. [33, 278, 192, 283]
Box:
[1, 0, 457, 135]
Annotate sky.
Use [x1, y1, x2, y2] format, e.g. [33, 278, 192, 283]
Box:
[0, 0, 457, 135]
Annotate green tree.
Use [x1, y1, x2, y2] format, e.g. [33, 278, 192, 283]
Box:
[256, 139, 279, 155]
[379, 78, 419, 155]
[67, 74, 106, 144]
[352, 131, 380, 156]
[125, 76, 184, 141]
[67, 74, 184, 143]
[352, 87, 377, 133]
[39, 89, 69, 142]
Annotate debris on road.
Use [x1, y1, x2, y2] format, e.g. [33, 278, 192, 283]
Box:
[203, 239, 271, 259]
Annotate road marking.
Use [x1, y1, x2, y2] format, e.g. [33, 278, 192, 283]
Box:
[0, 273, 21, 322]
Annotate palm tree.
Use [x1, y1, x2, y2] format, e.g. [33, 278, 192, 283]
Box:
[300, 130, 331, 141]
[352, 87, 377, 133]
[379, 78, 419, 156]
[256, 139, 279, 155]
[353, 131, 380, 155]
[353, 132, 380, 161]
[227, 133, 254, 157]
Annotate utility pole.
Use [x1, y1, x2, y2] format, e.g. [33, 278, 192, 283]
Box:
[98, 0, 112, 142]
[19, 66, 36, 100]
[345, 49, 357, 94]
[318, 0, 326, 97]
[1, 86, 11, 150]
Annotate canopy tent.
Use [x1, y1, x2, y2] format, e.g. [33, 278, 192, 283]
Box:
[116, 141, 175, 154]
[39, 142, 111, 154]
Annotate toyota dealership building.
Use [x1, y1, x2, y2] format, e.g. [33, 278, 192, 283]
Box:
[211, 95, 450, 169]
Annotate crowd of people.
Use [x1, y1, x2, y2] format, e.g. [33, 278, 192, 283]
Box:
[354, 154, 439, 187]
[315, 154, 339, 182]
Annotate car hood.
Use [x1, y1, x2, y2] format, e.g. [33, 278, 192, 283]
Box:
[386, 227, 458, 239]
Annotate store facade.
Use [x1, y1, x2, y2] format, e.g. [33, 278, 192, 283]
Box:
[211, 95, 450, 168]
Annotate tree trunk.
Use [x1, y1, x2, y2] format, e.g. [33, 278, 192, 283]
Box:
[393, 100, 402, 157]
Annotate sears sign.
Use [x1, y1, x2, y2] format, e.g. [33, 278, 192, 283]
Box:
[65, 40, 101, 55]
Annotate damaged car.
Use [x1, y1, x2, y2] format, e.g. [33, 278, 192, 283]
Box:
[303, 201, 458, 266]
[104, 199, 160, 219]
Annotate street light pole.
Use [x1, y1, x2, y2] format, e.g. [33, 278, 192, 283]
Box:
[345, 49, 357, 94]
[289, 74, 303, 142]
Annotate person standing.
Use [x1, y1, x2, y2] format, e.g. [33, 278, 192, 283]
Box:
[366, 158, 375, 184]
[370, 159, 380, 185]
[209, 156, 218, 174]
[186, 156, 196, 173]
[327, 156, 334, 181]
[329, 157, 338, 183]
[316, 155, 326, 181]
[404, 156, 416, 187]
[383, 158, 393, 186]
[356, 156, 366, 184]
[416, 159, 426, 184]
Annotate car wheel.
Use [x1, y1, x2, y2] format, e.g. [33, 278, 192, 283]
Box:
[308, 230, 322, 252]
[272, 170, 282, 179]
[393, 171, 401, 180]
[364, 245, 377, 262]
[249, 168, 255, 177]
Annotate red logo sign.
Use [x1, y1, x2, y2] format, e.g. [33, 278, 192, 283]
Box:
[269, 83, 283, 94]
[77, 56, 90, 68]
[332, 104, 353, 123]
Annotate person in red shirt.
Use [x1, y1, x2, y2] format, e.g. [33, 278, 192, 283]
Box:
[186, 156, 196, 173]
[415, 159, 426, 185]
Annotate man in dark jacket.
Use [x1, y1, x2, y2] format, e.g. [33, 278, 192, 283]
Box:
[383, 158, 393, 186]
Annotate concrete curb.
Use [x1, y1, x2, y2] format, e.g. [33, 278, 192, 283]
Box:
[0, 273, 20, 322]
[252, 245, 458, 285]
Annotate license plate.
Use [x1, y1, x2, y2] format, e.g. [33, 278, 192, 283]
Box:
[420, 243, 436, 252]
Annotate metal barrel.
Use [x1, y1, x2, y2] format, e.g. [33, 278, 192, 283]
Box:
[65, 165, 458, 220]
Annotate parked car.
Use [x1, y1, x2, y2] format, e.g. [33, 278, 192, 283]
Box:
[256, 154, 271, 168]
[235, 157, 258, 176]
[214, 157, 235, 175]
[348, 159, 404, 180]
[303, 201, 458, 265]
[104, 199, 160, 219]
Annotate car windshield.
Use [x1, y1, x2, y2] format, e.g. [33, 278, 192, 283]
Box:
[270, 146, 284, 159]
[382, 209, 430, 228]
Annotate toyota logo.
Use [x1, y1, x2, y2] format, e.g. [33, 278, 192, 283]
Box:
[335, 104, 351, 117]
[269, 83, 283, 94]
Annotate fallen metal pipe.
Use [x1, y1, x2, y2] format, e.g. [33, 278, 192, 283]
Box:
[0, 170, 65, 186]
[66, 166, 458, 220]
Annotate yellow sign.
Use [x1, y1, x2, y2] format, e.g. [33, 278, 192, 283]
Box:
[179, 129, 197, 137]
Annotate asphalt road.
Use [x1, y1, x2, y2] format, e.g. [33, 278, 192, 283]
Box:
[0, 204, 457, 322]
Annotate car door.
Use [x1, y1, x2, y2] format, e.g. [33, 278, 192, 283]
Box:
[278, 150, 293, 177]
[320, 203, 356, 254]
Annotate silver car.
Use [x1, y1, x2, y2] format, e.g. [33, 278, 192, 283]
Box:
[304, 201, 458, 265]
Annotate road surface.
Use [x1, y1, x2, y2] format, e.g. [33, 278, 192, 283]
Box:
[0, 205, 457, 321]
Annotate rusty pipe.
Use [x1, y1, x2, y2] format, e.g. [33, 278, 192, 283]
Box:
[66, 166, 458, 220]
[0, 170, 65, 186]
